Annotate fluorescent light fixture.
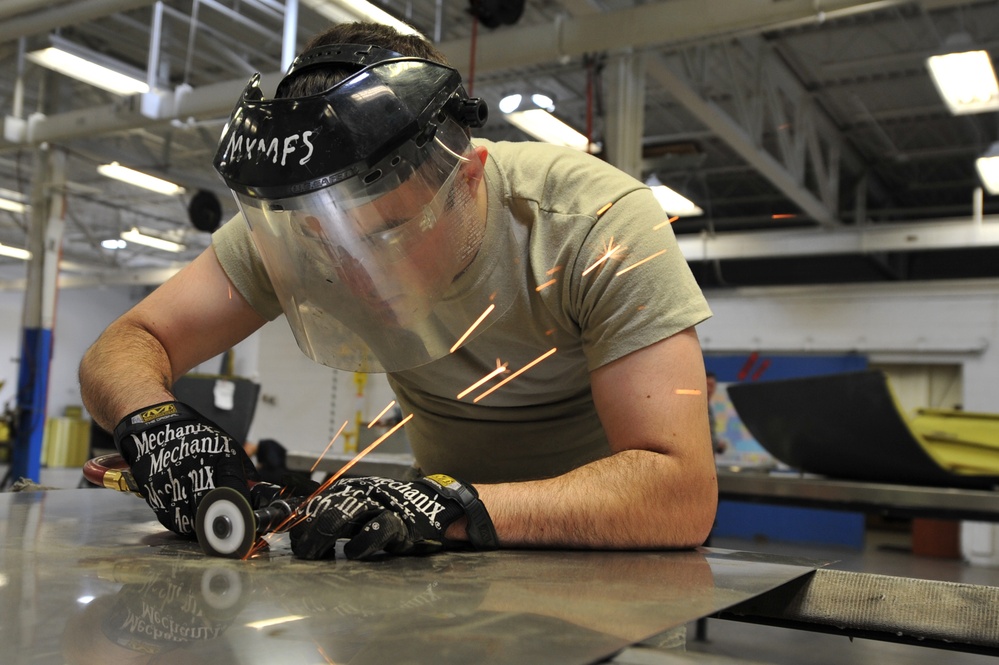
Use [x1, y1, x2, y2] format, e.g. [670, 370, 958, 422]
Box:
[121, 228, 185, 253]
[98, 162, 185, 196]
[0, 198, 26, 213]
[101, 238, 127, 250]
[26, 36, 149, 96]
[645, 175, 703, 217]
[301, 0, 421, 36]
[976, 142, 999, 195]
[0, 243, 31, 260]
[926, 50, 999, 115]
[499, 93, 595, 152]
[0, 188, 28, 213]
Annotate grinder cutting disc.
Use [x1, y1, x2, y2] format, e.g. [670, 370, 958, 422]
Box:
[196, 487, 256, 559]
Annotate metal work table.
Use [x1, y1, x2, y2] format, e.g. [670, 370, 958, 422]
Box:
[4, 485, 999, 662]
[2, 487, 824, 665]
[716, 467, 999, 522]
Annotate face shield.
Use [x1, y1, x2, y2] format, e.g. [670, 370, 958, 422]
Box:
[213, 45, 506, 373]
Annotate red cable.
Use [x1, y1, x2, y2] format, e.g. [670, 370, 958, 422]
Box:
[468, 16, 478, 96]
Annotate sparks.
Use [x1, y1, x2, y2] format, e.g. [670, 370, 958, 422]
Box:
[310, 421, 349, 473]
[675, 388, 702, 395]
[546, 266, 563, 275]
[246, 414, 415, 555]
[368, 400, 397, 428]
[314, 414, 414, 494]
[596, 202, 613, 216]
[450, 304, 495, 353]
[582, 237, 625, 276]
[474, 348, 557, 403]
[652, 216, 679, 230]
[535, 278, 557, 292]
[457, 360, 509, 400]
[615, 249, 667, 276]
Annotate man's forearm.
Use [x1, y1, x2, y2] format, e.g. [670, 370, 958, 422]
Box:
[79, 319, 176, 431]
[460, 449, 718, 549]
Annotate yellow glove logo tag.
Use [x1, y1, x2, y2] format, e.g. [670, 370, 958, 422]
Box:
[138, 403, 178, 423]
[424, 474, 457, 489]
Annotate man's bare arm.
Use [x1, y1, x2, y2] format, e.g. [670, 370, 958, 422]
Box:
[79, 247, 269, 431]
[450, 327, 718, 549]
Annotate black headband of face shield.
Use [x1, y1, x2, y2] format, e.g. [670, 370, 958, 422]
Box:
[278, 43, 488, 128]
[213, 45, 487, 199]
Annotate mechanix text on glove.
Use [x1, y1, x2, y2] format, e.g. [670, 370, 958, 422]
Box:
[290, 475, 497, 561]
[114, 401, 256, 536]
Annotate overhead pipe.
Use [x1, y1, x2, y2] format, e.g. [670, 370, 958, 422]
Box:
[0, 0, 158, 44]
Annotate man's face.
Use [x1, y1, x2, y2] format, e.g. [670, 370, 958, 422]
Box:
[309, 163, 476, 327]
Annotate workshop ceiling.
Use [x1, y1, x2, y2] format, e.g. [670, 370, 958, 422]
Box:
[0, 0, 997, 290]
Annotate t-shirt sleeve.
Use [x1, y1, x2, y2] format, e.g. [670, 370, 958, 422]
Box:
[569, 187, 712, 370]
[211, 213, 285, 321]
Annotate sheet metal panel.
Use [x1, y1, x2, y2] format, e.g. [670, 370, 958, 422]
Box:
[0, 489, 820, 664]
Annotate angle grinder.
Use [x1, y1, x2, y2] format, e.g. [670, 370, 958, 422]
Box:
[195, 486, 304, 559]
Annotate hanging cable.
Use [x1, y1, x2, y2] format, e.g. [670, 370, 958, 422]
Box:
[468, 14, 478, 96]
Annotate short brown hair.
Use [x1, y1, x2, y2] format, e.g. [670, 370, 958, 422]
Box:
[279, 22, 450, 98]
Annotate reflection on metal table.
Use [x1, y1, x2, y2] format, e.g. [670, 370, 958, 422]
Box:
[1, 487, 823, 665]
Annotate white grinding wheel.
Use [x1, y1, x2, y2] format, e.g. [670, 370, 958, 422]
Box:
[196, 487, 256, 559]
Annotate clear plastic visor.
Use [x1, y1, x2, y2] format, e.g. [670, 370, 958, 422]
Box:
[233, 136, 489, 372]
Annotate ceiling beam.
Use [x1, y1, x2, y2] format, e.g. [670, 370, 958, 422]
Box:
[0, 0, 158, 43]
[437, 0, 916, 75]
[678, 216, 999, 261]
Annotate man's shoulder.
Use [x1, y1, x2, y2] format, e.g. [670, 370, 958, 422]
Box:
[476, 138, 643, 215]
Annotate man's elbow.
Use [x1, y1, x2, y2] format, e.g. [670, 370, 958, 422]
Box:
[673, 470, 718, 548]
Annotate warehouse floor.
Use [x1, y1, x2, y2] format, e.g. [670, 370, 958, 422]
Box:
[6, 464, 999, 664]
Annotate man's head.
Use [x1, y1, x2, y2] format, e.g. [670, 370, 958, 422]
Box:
[213, 23, 498, 373]
[278, 23, 453, 98]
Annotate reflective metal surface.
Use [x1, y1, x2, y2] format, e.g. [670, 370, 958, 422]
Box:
[0, 489, 820, 664]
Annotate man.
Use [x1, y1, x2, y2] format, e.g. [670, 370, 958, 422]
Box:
[79, 22, 717, 561]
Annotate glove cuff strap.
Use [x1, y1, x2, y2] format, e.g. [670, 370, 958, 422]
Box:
[422, 474, 498, 550]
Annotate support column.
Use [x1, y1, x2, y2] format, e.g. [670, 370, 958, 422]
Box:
[602, 49, 646, 179]
[10, 145, 65, 483]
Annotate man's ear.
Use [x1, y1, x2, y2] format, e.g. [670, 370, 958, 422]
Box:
[462, 145, 489, 191]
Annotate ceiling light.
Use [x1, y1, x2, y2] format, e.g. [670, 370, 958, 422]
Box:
[0, 243, 31, 260]
[98, 162, 185, 196]
[976, 142, 999, 195]
[0, 198, 26, 213]
[499, 93, 595, 152]
[0, 188, 28, 213]
[300, 0, 421, 36]
[926, 50, 999, 115]
[120, 228, 185, 253]
[26, 36, 149, 96]
[645, 175, 703, 217]
[101, 238, 126, 250]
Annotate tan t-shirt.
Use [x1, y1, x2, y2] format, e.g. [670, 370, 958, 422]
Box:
[214, 139, 712, 483]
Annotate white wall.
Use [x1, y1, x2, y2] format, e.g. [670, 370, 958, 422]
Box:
[0, 284, 140, 420]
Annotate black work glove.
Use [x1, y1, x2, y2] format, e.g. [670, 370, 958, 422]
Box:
[113, 401, 256, 536]
[290, 474, 498, 561]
